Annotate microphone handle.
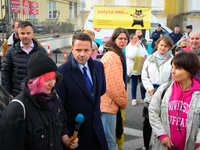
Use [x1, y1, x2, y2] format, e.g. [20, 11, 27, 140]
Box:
[72, 123, 81, 141]
[72, 131, 78, 142]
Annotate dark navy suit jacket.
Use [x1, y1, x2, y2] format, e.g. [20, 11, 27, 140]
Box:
[56, 56, 108, 150]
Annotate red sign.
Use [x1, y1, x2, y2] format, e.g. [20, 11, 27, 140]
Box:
[31, 2, 38, 8]
[23, 8, 30, 15]
[11, 0, 20, 6]
[23, 0, 30, 7]
[11, 7, 21, 13]
[31, 9, 38, 15]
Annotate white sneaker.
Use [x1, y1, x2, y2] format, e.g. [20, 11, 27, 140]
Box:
[132, 99, 137, 106]
[141, 147, 146, 150]
[141, 99, 144, 103]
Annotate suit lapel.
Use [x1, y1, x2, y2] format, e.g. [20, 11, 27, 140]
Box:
[69, 58, 93, 100]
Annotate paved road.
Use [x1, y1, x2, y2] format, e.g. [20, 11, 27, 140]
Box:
[49, 48, 151, 150]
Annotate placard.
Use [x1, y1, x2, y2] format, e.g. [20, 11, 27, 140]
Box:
[31, 2, 38, 8]
[23, 0, 30, 7]
[23, 8, 30, 15]
[11, 0, 20, 6]
[31, 9, 38, 15]
[132, 56, 146, 72]
[11, 7, 21, 13]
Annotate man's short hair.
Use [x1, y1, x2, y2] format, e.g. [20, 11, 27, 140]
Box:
[12, 19, 22, 28]
[129, 33, 136, 40]
[72, 32, 92, 47]
[18, 21, 33, 31]
[189, 32, 200, 39]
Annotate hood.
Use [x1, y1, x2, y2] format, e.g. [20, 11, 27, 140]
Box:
[172, 77, 200, 100]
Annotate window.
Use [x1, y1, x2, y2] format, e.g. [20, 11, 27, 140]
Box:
[69, 1, 78, 19]
[29, 14, 37, 19]
[48, 2, 57, 19]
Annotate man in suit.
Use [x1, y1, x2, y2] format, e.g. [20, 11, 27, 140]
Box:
[56, 32, 108, 150]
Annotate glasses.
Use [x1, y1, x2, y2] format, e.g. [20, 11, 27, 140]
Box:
[117, 37, 128, 41]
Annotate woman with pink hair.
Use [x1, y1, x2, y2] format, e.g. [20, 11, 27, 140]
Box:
[0, 52, 78, 150]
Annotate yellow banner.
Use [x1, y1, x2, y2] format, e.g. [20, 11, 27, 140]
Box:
[93, 6, 151, 29]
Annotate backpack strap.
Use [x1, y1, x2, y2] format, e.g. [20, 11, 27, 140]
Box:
[10, 99, 25, 119]
[161, 80, 173, 100]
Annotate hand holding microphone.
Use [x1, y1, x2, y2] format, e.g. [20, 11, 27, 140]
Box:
[73, 113, 84, 142]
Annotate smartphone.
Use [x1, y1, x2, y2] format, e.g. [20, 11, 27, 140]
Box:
[183, 32, 188, 38]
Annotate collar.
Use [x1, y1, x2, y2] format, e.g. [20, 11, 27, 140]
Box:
[78, 61, 89, 73]
[20, 40, 34, 49]
[130, 41, 135, 45]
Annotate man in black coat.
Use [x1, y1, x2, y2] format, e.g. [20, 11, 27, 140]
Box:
[1, 21, 47, 98]
[56, 33, 109, 150]
[151, 24, 166, 49]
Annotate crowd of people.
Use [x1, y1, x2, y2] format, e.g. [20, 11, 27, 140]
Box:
[0, 20, 200, 150]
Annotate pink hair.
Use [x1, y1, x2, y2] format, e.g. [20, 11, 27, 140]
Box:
[28, 71, 56, 95]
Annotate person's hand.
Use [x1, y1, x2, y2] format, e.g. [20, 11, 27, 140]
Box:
[135, 41, 140, 47]
[161, 137, 173, 148]
[179, 35, 188, 43]
[62, 135, 79, 149]
[148, 89, 154, 96]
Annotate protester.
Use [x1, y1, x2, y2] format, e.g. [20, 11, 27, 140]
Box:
[1, 19, 43, 60]
[126, 33, 148, 105]
[141, 35, 173, 150]
[149, 52, 200, 150]
[169, 25, 183, 45]
[182, 32, 200, 57]
[1, 21, 47, 98]
[81, 29, 100, 48]
[151, 24, 166, 49]
[135, 29, 148, 50]
[98, 36, 110, 54]
[56, 32, 108, 150]
[91, 41, 103, 60]
[0, 51, 78, 149]
[100, 28, 128, 150]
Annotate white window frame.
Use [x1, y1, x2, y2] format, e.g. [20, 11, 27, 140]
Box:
[48, 2, 57, 19]
[69, 1, 78, 19]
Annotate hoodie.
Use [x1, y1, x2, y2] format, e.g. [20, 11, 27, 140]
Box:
[159, 77, 200, 150]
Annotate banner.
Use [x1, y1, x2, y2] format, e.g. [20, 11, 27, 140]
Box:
[11, 7, 21, 13]
[23, 8, 30, 15]
[23, 0, 30, 7]
[31, 2, 38, 8]
[31, 9, 39, 15]
[11, 0, 20, 6]
[93, 6, 151, 29]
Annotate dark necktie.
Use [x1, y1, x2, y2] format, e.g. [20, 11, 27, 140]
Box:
[83, 66, 93, 92]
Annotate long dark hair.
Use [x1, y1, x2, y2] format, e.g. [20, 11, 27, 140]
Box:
[105, 28, 129, 61]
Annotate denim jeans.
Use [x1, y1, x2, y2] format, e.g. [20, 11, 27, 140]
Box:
[101, 113, 117, 150]
[131, 75, 145, 99]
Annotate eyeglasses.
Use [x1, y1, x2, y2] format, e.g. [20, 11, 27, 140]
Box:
[117, 37, 128, 41]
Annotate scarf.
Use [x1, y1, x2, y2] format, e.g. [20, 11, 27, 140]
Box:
[21, 78, 55, 109]
[153, 50, 172, 66]
[116, 51, 127, 139]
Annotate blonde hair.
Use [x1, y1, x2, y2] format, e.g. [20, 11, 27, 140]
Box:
[81, 29, 95, 40]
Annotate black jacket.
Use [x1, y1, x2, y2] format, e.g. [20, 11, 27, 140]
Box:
[0, 90, 70, 150]
[151, 29, 166, 48]
[1, 39, 47, 97]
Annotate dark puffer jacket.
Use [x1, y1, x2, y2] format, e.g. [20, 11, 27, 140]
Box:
[0, 90, 70, 150]
[1, 39, 47, 97]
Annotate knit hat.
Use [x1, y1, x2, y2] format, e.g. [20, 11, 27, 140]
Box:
[27, 52, 57, 79]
